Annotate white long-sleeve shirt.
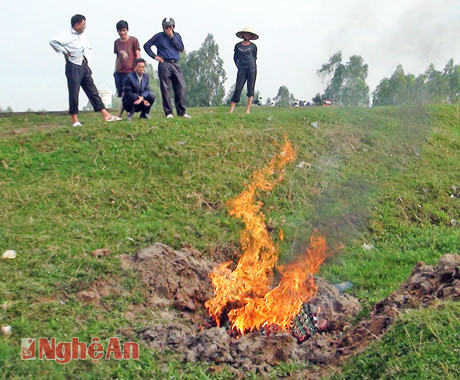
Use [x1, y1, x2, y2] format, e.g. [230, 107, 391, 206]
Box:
[49, 28, 92, 65]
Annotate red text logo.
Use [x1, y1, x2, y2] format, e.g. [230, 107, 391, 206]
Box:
[21, 337, 139, 364]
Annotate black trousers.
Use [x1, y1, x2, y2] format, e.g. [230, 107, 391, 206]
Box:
[158, 61, 186, 116]
[231, 67, 257, 103]
[65, 59, 105, 115]
[122, 93, 156, 114]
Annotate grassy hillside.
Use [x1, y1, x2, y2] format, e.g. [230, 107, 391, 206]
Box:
[0, 105, 459, 379]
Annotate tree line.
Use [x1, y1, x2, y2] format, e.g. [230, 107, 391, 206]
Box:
[372, 60, 460, 106]
[176, 37, 460, 107]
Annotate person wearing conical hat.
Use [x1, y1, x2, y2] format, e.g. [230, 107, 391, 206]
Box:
[229, 27, 258, 114]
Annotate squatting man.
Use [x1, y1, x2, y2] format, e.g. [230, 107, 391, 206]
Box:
[122, 58, 156, 120]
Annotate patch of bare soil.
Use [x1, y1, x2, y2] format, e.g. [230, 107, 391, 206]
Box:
[0, 124, 62, 137]
[76, 278, 123, 307]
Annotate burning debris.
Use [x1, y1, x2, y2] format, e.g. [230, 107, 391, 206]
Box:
[208, 300, 329, 343]
[132, 244, 361, 375]
[291, 303, 326, 342]
[205, 138, 330, 337]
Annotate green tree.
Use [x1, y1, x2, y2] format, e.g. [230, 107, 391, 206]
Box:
[340, 55, 370, 106]
[443, 59, 460, 103]
[182, 34, 227, 107]
[373, 65, 427, 106]
[274, 85, 294, 107]
[318, 51, 370, 106]
[373, 65, 407, 106]
[318, 51, 344, 104]
[424, 63, 449, 104]
[312, 93, 323, 106]
[404, 73, 426, 105]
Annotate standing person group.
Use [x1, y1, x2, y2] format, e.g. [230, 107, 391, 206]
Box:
[51, 14, 260, 125]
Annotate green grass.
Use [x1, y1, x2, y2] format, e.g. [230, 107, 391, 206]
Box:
[0, 105, 459, 379]
[330, 301, 460, 380]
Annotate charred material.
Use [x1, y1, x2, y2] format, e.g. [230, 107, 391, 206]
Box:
[291, 303, 327, 342]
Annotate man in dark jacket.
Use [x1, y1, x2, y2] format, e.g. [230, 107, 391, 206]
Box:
[122, 58, 155, 120]
[144, 17, 191, 119]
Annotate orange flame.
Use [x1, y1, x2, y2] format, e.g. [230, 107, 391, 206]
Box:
[205, 138, 328, 335]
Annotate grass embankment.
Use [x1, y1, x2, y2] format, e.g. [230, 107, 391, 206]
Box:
[0, 105, 459, 379]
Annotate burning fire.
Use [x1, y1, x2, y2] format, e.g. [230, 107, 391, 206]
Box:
[205, 138, 329, 335]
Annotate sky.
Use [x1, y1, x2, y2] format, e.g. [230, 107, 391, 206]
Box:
[1, 0, 460, 111]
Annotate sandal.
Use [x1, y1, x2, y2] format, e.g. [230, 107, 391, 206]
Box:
[105, 115, 122, 122]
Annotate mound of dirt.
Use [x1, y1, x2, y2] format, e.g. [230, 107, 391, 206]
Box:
[130, 243, 215, 312]
[335, 253, 460, 359]
[128, 243, 362, 375]
[121, 244, 459, 376]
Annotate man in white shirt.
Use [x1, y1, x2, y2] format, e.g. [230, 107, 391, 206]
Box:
[50, 14, 121, 127]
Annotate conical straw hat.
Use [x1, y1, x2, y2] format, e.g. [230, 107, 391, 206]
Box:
[236, 26, 259, 40]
